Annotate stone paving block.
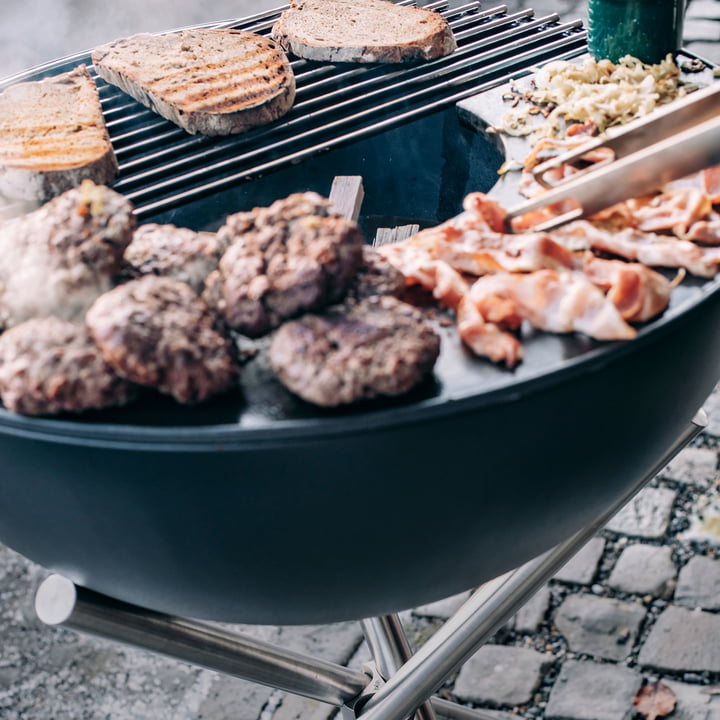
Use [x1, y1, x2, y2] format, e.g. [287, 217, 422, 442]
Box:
[272, 694, 337, 720]
[197, 677, 273, 720]
[545, 659, 642, 720]
[675, 555, 720, 610]
[269, 622, 365, 666]
[604, 487, 677, 539]
[663, 679, 720, 720]
[639, 605, 720, 673]
[660, 447, 717, 488]
[554, 594, 646, 661]
[682, 492, 720, 546]
[512, 586, 552, 634]
[413, 591, 472, 620]
[607, 544, 676, 599]
[461, 711, 518, 720]
[554, 538, 605, 585]
[453, 644, 554, 707]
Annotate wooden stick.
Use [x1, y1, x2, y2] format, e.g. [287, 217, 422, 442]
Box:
[372, 224, 420, 247]
[329, 176, 365, 222]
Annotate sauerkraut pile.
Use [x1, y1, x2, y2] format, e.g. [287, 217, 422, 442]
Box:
[499, 53, 690, 139]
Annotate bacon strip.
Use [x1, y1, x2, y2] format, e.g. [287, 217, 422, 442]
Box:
[666, 165, 720, 205]
[553, 220, 720, 278]
[382, 193, 578, 277]
[681, 212, 720, 245]
[467, 269, 637, 341]
[622, 188, 712, 235]
[703, 166, 720, 204]
[461, 192, 508, 232]
[456, 295, 523, 368]
[378, 242, 469, 311]
[433, 230, 577, 275]
[580, 255, 673, 322]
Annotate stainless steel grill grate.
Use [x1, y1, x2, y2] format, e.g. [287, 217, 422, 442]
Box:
[2, 2, 587, 221]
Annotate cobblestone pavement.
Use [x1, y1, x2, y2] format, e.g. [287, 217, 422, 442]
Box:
[1, 1, 720, 719]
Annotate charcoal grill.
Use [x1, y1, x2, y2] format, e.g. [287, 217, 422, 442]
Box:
[2, 3, 720, 720]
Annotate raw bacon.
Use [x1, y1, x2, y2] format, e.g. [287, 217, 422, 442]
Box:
[433, 231, 577, 275]
[580, 255, 673, 322]
[456, 296, 523, 368]
[377, 241, 469, 311]
[623, 188, 712, 235]
[553, 220, 720, 278]
[466, 269, 637, 341]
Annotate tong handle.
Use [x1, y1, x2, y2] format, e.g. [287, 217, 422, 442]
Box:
[506, 112, 720, 233]
[532, 82, 720, 189]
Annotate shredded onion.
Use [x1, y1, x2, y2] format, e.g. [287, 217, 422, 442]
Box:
[499, 54, 688, 139]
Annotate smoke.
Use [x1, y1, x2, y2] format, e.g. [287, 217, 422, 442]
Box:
[0, 0, 277, 79]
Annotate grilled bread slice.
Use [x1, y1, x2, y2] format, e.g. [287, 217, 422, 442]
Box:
[0, 65, 117, 203]
[271, 0, 457, 63]
[92, 29, 296, 136]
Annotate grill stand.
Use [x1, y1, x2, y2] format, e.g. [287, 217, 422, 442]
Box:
[34, 409, 706, 720]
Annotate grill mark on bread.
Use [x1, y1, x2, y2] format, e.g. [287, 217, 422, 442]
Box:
[2, 139, 113, 168]
[92, 29, 296, 136]
[155, 61, 290, 112]
[271, 0, 457, 64]
[0, 65, 117, 200]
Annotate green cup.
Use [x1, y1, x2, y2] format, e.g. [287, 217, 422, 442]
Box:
[587, 0, 686, 64]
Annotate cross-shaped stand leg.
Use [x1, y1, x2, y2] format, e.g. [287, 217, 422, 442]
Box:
[34, 411, 707, 720]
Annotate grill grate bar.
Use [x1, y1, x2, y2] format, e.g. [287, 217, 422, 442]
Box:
[108, 11, 550, 153]
[129, 22, 586, 218]
[11, 2, 585, 220]
[111, 9, 549, 184]
[96, 2, 482, 115]
[102, 6, 499, 158]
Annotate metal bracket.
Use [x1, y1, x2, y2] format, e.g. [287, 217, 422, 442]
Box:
[342, 663, 387, 720]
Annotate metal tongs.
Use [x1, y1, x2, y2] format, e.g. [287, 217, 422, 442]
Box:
[505, 81, 720, 232]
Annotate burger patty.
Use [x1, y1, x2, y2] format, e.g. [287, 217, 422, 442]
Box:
[0, 317, 136, 416]
[86, 275, 238, 404]
[269, 295, 440, 406]
[345, 245, 406, 302]
[122, 223, 230, 294]
[0, 181, 135, 330]
[203, 192, 364, 337]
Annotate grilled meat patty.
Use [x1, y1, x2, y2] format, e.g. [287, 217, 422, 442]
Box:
[92, 29, 296, 136]
[122, 223, 230, 294]
[0, 65, 117, 202]
[86, 275, 238, 404]
[0, 181, 134, 330]
[269, 295, 440, 406]
[203, 192, 364, 337]
[0, 317, 136, 416]
[345, 245, 406, 302]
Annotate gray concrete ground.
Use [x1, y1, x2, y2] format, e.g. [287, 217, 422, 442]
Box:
[1, 1, 720, 719]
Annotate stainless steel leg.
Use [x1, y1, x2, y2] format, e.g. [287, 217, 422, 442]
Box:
[361, 616, 437, 720]
[356, 410, 707, 720]
[34, 574, 367, 708]
[360, 617, 506, 720]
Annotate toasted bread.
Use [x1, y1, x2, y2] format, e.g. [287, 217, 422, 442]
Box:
[271, 0, 457, 63]
[92, 29, 296, 136]
[0, 65, 117, 203]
